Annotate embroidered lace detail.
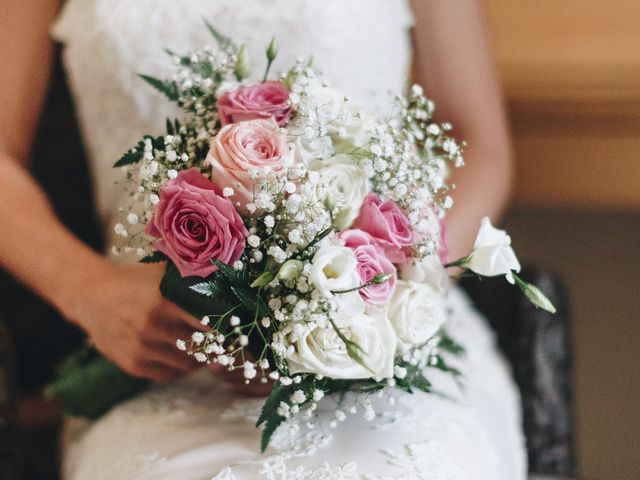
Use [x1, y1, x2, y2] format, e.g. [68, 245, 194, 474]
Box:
[219, 398, 265, 424]
[213, 461, 360, 480]
[373, 442, 470, 480]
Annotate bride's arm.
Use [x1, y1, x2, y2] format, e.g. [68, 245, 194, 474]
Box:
[411, 0, 514, 260]
[0, 0, 204, 382]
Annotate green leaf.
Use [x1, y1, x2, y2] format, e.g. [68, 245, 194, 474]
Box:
[188, 275, 229, 298]
[211, 259, 250, 285]
[160, 262, 232, 319]
[139, 74, 180, 102]
[410, 372, 432, 393]
[256, 382, 291, 452]
[438, 332, 465, 356]
[250, 271, 276, 288]
[165, 118, 174, 135]
[203, 19, 235, 49]
[230, 285, 259, 311]
[114, 148, 142, 168]
[429, 356, 461, 377]
[45, 352, 149, 419]
[257, 382, 285, 427]
[139, 251, 169, 264]
[261, 414, 287, 453]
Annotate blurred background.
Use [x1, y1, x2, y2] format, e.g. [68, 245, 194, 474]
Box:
[1, 2, 638, 480]
[485, 1, 640, 479]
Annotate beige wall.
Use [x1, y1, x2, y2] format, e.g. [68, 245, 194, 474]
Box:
[484, 2, 640, 478]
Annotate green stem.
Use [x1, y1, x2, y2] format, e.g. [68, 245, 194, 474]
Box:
[443, 255, 471, 270]
[331, 273, 393, 295]
[295, 225, 334, 261]
[262, 59, 273, 82]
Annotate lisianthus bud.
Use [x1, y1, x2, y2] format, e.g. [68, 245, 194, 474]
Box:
[323, 191, 335, 213]
[234, 44, 250, 80]
[521, 281, 557, 313]
[278, 259, 304, 282]
[266, 37, 278, 62]
[306, 55, 316, 69]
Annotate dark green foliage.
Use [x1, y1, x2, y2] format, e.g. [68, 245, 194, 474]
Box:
[114, 135, 164, 168]
[165, 118, 174, 135]
[114, 148, 143, 168]
[139, 74, 180, 102]
[203, 19, 235, 49]
[160, 261, 234, 320]
[44, 349, 149, 419]
[429, 356, 462, 377]
[438, 332, 466, 356]
[139, 251, 169, 264]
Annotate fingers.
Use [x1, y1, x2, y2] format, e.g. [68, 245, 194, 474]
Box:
[138, 361, 183, 383]
[146, 342, 200, 372]
[163, 302, 210, 332]
[146, 320, 198, 346]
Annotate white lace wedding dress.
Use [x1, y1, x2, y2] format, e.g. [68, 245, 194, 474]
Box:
[52, 1, 527, 478]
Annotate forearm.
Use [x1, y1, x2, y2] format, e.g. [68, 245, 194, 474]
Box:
[445, 146, 512, 260]
[411, 0, 514, 260]
[0, 151, 106, 318]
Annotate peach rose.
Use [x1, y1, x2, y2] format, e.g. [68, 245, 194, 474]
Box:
[205, 118, 294, 215]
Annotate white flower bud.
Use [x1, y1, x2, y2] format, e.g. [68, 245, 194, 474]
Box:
[464, 217, 521, 279]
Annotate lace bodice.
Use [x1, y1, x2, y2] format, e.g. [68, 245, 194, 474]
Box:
[52, 0, 414, 253]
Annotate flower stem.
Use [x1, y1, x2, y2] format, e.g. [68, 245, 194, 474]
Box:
[331, 273, 393, 295]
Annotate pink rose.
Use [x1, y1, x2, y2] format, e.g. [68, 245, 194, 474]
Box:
[352, 193, 416, 263]
[205, 118, 294, 214]
[145, 169, 248, 278]
[340, 229, 397, 305]
[217, 81, 292, 127]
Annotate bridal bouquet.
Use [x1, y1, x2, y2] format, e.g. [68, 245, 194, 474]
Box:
[48, 24, 554, 451]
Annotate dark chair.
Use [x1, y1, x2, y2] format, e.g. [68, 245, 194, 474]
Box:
[462, 270, 574, 477]
[0, 52, 574, 479]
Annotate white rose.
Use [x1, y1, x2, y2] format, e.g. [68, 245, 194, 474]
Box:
[399, 255, 449, 293]
[317, 88, 378, 149]
[465, 217, 521, 283]
[387, 280, 446, 354]
[287, 309, 397, 379]
[311, 154, 370, 229]
[289, 135, 333, 165]
[309, 246, 364, 315]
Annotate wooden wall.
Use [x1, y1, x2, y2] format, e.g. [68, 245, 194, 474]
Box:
[484, 0, 640, 211]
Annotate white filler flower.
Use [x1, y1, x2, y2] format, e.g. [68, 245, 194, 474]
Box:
[465, 217, 521, 283]
[387, 280, 446, 354]
[287, 309, 397, 379]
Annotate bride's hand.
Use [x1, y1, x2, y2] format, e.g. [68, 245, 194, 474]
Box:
[61, 261, 206, 382]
